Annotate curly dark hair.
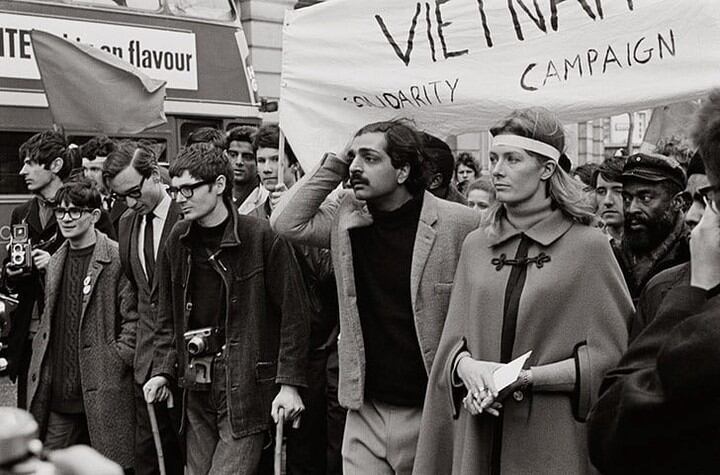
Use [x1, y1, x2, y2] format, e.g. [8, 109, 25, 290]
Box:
[592, 156, 626, 188]
[80, 135, 116, 161]
[353, 119, 427, 195]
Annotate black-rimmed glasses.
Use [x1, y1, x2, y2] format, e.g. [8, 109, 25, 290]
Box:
[54, 207, 94, 221]
[166, 179, 214, 200]
[111, 176, 146, 201]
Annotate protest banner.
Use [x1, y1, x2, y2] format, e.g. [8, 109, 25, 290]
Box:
[280, 0, 720, 171]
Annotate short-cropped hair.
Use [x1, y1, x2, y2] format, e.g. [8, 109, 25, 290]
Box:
[421, 133, 454, 188]
[169, 143, 233, 199]
[55, 177, 102, 210]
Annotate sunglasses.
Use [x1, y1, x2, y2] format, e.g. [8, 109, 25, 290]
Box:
[54, 207, 94, 221]
[111, 175, 147, 201]
[166, 179, 214, 200]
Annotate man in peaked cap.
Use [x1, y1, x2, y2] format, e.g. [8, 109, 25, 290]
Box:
[612, 152, 690, 302]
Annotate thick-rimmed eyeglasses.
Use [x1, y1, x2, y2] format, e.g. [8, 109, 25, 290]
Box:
[111, 176, 146, 201]
[166, 179, 214, 200]
[54, 207, 93, 221]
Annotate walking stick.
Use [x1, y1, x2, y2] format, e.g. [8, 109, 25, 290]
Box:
[147, 402, 167, 475]
[274, 407, 285, 475]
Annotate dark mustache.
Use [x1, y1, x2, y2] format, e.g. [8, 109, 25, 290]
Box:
[349, 173, 369, 185]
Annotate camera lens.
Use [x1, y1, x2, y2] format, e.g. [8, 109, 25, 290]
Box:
[187, 336, 206, 356]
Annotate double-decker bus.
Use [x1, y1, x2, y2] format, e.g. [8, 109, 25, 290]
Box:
[0, 0, 261, 237]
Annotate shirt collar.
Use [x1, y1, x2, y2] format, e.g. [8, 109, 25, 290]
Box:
[151, 189, 171, 221]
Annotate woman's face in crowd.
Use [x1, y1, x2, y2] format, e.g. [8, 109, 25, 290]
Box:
[489, 143, 547, 206]
[467, 189, 492, 212]
[456, 164, 476, 183]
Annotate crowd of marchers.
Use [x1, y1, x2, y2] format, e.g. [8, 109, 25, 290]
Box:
[2, 90, 720, 475]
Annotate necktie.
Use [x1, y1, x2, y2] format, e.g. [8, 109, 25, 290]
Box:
[144, 213, 155, 283]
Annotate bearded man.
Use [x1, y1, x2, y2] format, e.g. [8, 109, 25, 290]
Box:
[613, 152, 689, 303]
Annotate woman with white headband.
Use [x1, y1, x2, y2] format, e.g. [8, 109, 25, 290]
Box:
[414, 108, 633, 474]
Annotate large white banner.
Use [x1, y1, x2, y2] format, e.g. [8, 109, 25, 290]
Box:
[0, 13, 197, 90]
[280, 0, 720, 170]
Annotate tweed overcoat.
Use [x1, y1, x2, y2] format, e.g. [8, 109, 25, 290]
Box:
[271, 154, 481, 409]
[414, 210, 633, 475]
[27, 232, 138, 468]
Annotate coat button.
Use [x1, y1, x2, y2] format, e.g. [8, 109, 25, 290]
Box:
[512, 390, 524, 402]
[186, 302, 193, 311]
[42, 333, 47, 340]
[31, 374, 37, 382]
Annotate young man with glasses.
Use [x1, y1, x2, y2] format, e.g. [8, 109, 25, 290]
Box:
[2, 130, 115, 409]
[26, 178, 137, 470]
[144, 143, 310, 475]
[103, 142, 184, 475]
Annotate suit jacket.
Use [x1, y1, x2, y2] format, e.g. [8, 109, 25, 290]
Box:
[108, 199, 128, 236]
[270, 154, 481, 410]
[27, 232, 137, 468]
[118, 201, 182, 384]
[4, 197, 116, 379]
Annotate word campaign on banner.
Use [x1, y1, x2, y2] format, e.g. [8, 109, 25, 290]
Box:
[280, 0, 720, 172]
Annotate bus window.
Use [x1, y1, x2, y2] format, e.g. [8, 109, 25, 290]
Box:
[0, 132, 35, 196]
[179, 119, 223, 147]
[167, 0, 233, 21]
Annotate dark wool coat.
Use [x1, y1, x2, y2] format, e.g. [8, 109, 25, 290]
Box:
[588, 284, 720, 474]
[27, 232, 138, 468]
[414, 210, 633, 475]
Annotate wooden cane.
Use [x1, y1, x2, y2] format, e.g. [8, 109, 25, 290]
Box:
[147, 403, 167, 475]
[274, 407, 285, 475]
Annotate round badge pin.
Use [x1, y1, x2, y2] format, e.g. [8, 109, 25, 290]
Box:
[83, 285, 91, 295]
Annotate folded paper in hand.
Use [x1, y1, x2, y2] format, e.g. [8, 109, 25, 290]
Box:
[493, 351, 532, 392]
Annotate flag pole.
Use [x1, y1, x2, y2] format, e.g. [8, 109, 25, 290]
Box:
[278, 128, 286, 189]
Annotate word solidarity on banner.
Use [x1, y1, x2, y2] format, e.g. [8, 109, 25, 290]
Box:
[280, 0, 720, 171]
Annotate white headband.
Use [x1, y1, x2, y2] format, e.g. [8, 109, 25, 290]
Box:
[492, 135, 561, 162]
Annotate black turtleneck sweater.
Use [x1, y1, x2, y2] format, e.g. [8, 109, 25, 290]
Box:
[349, 193, 427, 407]
[188, 218, 229, 332]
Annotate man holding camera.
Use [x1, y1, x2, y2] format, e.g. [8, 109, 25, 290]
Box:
[143, 143, 309, 475]
[2, 130, 116, 409]
[103, 142, 184, 475]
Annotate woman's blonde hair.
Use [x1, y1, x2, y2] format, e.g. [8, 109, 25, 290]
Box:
[482, 107, 596, 230]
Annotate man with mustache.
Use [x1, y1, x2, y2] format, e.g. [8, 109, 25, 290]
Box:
[593, 156, 626, 242]
[271, 120, 480, 473]
[612, 152, 689, 303]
